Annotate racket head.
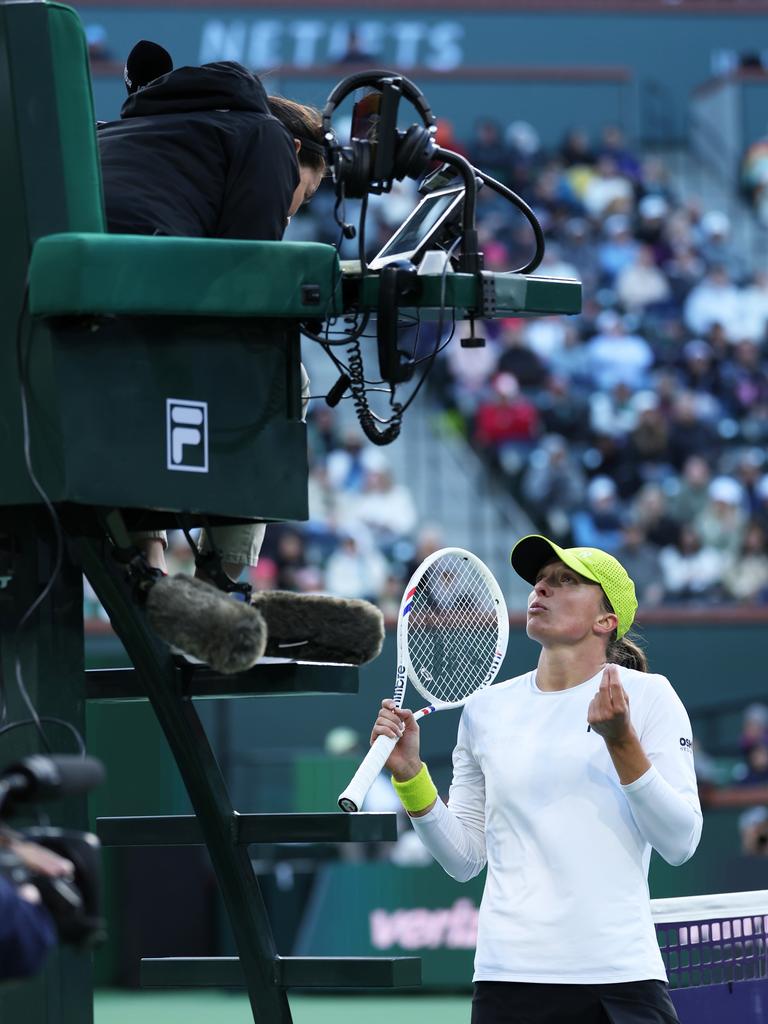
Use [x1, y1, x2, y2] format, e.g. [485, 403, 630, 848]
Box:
[398, 547, 509, 710]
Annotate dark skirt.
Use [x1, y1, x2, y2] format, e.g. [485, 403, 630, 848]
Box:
[471, 979, 680, 1024]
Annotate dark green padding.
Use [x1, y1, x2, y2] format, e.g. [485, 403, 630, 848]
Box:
[47, 3, 105, 232]
[29, 234, 342, 318]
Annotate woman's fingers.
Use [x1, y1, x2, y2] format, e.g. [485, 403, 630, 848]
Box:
[372, 703, 408, 742]
[373, 701, 417, 743]
[588, 665, 631, 735]
[372, 717, 402, 741]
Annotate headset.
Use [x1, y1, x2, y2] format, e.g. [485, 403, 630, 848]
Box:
[314, 68, 546, 444]
[321, 70, 440, 199]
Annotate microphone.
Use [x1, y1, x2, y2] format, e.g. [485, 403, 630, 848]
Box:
[0, 756, 105, 814]
[146, 575, 268, 675]
[124, 40, 173, 94]
[145, 576, 384, 672]
[325, 373, 350, 407]
[252, 591, 384, 665]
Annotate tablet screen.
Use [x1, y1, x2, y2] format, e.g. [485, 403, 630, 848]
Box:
[368, 187, 464, 270]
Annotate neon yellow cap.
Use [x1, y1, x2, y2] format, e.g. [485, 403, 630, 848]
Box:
[510, 535, 638, 638]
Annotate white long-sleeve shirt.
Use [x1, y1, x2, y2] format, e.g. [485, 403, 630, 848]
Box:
[411, 666, 702, 985]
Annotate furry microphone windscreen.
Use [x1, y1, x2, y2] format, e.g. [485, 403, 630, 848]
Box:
[251, 591, 385, 665]
[124, 39, 173, 94]
[146, 575, 267, 674]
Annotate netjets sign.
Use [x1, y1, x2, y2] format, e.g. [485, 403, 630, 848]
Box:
[199, 18, 465, 71]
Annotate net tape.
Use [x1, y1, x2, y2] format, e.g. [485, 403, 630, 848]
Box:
[406, 552, 500, 705]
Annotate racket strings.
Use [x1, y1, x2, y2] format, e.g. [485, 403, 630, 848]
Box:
[407, 555, 501, 705]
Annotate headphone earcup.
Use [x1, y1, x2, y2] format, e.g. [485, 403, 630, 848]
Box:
[322, 70, 437, 196]
[377, 261, 417, 384]
[333, 139, 372, 199]
[393, 125, 436, 182]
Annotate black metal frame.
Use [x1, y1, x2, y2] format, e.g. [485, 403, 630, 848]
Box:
[76, 531, 419, 1021]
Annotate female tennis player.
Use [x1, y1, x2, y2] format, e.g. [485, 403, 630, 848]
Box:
[373, 535, 702, 1024]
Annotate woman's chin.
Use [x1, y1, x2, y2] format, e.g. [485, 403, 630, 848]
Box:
[526, 616, 547, 641]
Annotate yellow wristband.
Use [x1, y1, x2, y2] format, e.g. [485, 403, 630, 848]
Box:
[391, 762, 438, 813]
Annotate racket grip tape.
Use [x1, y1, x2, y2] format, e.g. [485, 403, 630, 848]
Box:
[338, 733, 398, 813]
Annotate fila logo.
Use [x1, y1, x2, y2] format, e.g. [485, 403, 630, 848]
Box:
[680, 737, 693, 751]
[167, 399, 209, 473]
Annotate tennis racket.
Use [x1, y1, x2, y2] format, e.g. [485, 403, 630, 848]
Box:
[338, 547, 509, 813]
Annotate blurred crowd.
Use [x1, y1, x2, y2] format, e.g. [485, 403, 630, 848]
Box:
[370, 118, 768, 609]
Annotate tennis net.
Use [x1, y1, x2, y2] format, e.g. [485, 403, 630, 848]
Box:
[652, 889, 768, 989]
[651, 890, 768, 1023]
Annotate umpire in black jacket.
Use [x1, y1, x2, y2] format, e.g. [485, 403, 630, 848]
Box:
[98, 58, 325, 240]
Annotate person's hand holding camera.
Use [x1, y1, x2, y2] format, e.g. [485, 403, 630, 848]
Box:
[1, 833, 75, 904]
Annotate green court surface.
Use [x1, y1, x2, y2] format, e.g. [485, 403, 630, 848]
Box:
[94, 990, 471, 1024]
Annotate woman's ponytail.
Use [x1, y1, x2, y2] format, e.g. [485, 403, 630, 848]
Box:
[600, 592, 648, 671]
[606, 632, 648, 672]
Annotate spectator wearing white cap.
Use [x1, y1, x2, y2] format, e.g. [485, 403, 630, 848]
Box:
[668, 455, 712, 524]
[722, 522, 768, 603]
[325, 528, 388, 603]
[597, 215, 639, 283]
[582, 155, 634, 219]
[571, 475, 624, 554]
[344, 452, 418, 548]
[659, 524, 725, 604]
[635, 194, 671, 262]
[585, 312, 654, 392]
[679, 340, 722, 399]
[694, 476, 747, 560]
[520, 435, 587, 539]
[697, 211, 746, 280]
[631, 484, 678, 550]
[589, 381, 638, 438]
[683, 266, 742, 341]
[615, 244, 671, 312]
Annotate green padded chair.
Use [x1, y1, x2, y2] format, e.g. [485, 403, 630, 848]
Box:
[0, 0, 341, 526]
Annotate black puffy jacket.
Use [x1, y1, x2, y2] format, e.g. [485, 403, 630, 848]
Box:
[98, 62, 299, 240]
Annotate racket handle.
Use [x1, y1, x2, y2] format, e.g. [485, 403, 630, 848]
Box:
[338, 733, 398, 813]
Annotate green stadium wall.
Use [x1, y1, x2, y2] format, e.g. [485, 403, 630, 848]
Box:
[77, 3, 768, 144]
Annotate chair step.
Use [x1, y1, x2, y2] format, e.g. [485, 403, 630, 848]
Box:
[140, 955, 421, 989]
[85, 659, 359, 701]
[97, 812, 398, 846]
